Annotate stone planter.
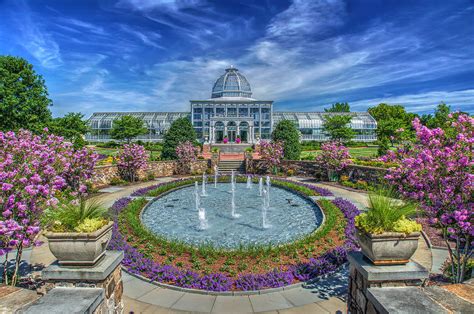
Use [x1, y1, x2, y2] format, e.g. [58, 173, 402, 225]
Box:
[356, 228, 420, 265]
[44, 221, 113, 266]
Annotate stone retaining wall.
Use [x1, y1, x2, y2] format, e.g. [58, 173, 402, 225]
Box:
[246, 159, 387, 184]
[91, 159, 209, 188]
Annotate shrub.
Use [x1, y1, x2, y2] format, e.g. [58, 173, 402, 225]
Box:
[259, 141, 284, 173]
[175, 141, 199, 174]
[315, 141, 352, 174]
[74, 218, 108, 233]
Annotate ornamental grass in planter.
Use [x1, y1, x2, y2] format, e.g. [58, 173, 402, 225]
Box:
[43, 198, 112, 266]
[355, 189, 422, 265]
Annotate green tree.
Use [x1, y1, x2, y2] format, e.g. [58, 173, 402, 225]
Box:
[271, 120, 301, 160]
[368, 103, 416, 146]
[324, 102, 350, 112]
[110, 115, 147, 144]
[421, 103, 451, 129]
[0, 55, 52, 131]
[161, 117, 196, 160]
[322, 114, 355, 142]
[49, 112, 89, 148]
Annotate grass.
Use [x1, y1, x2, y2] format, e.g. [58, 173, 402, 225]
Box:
[301, 146, 379, 160]
[116, 179, 347, 278]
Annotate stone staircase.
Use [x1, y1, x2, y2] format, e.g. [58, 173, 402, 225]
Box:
[218, 160, 245, 173]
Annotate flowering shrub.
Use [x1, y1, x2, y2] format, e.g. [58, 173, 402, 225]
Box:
[259, 141, 284, 173]
[175, 141, 199, 174]
[0, 129, 98, 285]
[384, 114, 473, 283]
[315, 141, 352, 172]
[116, 144, 148, 182]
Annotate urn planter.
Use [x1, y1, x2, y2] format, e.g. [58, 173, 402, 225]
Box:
[356, 228, 420, 265]
[44, 221, 113, 266]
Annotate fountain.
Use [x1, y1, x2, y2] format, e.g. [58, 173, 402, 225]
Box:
[198, 207, 208, 230]
[266, 176, 271, 198]
[262, 188, 271, 229]
[194, 181, 200, 210]
[259, 177, 263, 196]
[201, 173, 208, 196]
[231, 186, 241, 218]
[246, 175, 252, 189]
[231, 170, 235, 191]
[214, 165, 218, 188]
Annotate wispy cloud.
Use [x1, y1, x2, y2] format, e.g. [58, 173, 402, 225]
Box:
[119, 24, 163, 49]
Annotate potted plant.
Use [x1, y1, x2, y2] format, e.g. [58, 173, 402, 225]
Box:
[355, 189, 422, 265]
[223, 136, 229, 144]
[43, 198, 112, 266]
[235, 136, 241, 144]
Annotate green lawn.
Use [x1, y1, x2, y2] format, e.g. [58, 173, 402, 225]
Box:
[301, 146, 379, 160]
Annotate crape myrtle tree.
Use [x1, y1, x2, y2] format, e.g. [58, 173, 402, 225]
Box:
[0, 56, 52, 132]
[259, 141, 284, 174]
[161, 117, 197, 160]
[116, 144, 148, 182]
[382, 114, 473, 283]
[322, 114, 355, 142]
[175, 141, 199, 174]
[271, 120, 301, 160]
[110, 115, 147, 144]
[0, 129, 98, 285]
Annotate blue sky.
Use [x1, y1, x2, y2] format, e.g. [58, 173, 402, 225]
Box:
[1, 0, 473, 117]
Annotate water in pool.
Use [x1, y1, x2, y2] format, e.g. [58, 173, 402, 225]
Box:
[141, 182, 323, 249]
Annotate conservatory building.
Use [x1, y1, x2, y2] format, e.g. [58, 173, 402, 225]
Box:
[86, 66, 377, 143]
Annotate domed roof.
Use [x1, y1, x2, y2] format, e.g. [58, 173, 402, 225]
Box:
[211, 66, 252, 99]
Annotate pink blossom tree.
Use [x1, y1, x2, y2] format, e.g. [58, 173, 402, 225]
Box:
[384, 114, 473, 283]
[116, 144, 148, 182]
[175, 141, 199, 174]
[259, 141, 284, 174]
[0, 129, 98, 285]
[315, 141, 352, 180]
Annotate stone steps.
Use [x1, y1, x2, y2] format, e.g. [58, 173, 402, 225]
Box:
[218, 160, 245, 173]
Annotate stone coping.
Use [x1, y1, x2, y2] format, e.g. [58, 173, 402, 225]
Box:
[21, 287, 104, 314]
[348, 252, 429, 282]
[367, 287, 449, 314]
[43, 251, 123, 281]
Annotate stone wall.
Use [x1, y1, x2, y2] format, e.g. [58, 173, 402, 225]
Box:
[245, 159, 387, 184]
[90, 159, 210, 188]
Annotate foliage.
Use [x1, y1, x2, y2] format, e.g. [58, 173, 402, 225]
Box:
[258, 141, 284, 173]
[116, 144, 148, 182]
[420, 103, 451, 129]
[48, 113, 89, 148]
[352, 159, 398, 169]
[322, 114, 355, 142]
[300, 140, 320, 151]
[162, 117, 196, 160]
[315, 141, 352, 172]
[0, 56, 52, 132]
[392, 218, 423, 234]
[368, 103, 416, 146]
[110, 115, 147, 143]
[377, 137, 390, 156]
[175, 141, 199, 174]
[382, 114, 473, 283]
[0, 129, 97, 285]
[43, 198, 107, 233]
[324, 102, 350, 112]
[355, 189, 419, 234]
[271, 120, 302, 160]
[108, 177, 359, 291]
[74, 218, 108, 233]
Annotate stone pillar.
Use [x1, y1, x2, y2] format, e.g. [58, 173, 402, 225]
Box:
[347, 252, 429, 314]
[40, 251, 124, 314]
[249, 126, 254, 143]
[224, 125, 228, 138]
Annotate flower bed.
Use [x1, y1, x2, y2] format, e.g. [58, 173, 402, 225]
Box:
[108, 178, 359, 291]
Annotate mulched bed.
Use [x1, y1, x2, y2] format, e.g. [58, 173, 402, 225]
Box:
[416, 217, 455, 249]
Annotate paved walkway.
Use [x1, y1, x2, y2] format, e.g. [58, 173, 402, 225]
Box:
[20, 176, 439, 313]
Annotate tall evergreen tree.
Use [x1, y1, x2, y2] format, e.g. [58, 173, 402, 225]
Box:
[0, 55, 52, 131]
[161, 117, 196, 160]
[272, 120, 301, 160]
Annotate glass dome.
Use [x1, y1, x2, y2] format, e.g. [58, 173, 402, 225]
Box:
[211, 66, 252, 98]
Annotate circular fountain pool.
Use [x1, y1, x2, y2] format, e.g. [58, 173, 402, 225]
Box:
[141, 182, 323, 249]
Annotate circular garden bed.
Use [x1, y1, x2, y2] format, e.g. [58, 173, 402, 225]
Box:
[107, 176, 360, 292]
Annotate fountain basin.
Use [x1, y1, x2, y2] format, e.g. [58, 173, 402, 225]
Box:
[141, 182, 323, 249]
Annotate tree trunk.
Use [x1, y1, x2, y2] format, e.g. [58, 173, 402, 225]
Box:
[11, 244, 23, 286]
